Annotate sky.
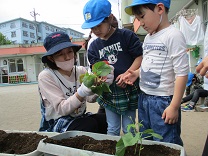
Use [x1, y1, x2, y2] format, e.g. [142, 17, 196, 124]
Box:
[0, 0, 121, 37]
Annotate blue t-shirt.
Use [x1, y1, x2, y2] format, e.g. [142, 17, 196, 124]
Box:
[88, 28, 143, 79]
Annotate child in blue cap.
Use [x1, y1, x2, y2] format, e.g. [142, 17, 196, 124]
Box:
[181, 72, 205, 111]
[124, 0, 189, 145]
[82, 0, 143, 136]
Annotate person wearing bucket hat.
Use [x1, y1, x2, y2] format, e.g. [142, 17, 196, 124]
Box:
[123, 0, 189, 146]
[82, 0, 143, 136]
[38, 31, 108, 134]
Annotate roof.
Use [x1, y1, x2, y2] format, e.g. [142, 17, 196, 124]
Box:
[0, 41, 86, 57]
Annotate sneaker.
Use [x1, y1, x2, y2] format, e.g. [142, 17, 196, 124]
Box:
[181, 103, 189, 109]
[181, 104, 194, 112]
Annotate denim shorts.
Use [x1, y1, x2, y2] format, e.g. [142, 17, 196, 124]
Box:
[138, 92, 183, 146]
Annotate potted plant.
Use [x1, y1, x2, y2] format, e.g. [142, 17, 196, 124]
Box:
[37, 127, 185, 156]
[0, 130, 59, 156]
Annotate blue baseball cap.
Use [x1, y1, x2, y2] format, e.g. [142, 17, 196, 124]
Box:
[125, 0, 171, 15]
[196, 58, 202, 66]
[42, 31, 82, 63]
[81, 0, 111, 29]
[186, 72, 194, 87]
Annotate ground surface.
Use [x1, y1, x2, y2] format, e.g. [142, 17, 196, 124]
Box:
[0, 84, 207, 156]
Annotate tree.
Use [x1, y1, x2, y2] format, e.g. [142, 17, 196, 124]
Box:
[0, 33, 12, 45]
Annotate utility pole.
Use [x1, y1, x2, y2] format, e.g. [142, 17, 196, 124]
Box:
[30, 8, 40, 43]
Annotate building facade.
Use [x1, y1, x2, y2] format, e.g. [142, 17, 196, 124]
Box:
[0, 40, 87, 84]
[0, 18, 84, 44]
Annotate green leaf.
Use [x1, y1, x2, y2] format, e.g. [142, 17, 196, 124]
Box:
[122, 133, 135, 147]
[92, 61, 112, 76]
[79, 74, 85, 83]
[115, 138, 126, 156]
[127, 124, 136, 133]
[101, 83, 111, 93]
[151, 133, 163, 140]
[143, 129, 154, 134]
[79, 61, 112, 95]
[91, 85, 103, 95]
[82, 73, 96, 88]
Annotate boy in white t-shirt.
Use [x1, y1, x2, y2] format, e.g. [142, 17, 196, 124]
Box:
[124, 0, 189, 146]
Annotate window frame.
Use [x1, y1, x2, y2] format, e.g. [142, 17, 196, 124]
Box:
[8, 58, 24, 73]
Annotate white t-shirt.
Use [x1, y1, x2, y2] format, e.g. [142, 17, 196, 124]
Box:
[140, 25, 189, 96]
[179, 15, 204, 45]
[203, 28, 208, 90]
[38, 66, 87, 120]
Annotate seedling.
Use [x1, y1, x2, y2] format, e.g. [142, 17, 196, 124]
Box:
[80, 61, 112, 95]
[115, 120, 163, 156]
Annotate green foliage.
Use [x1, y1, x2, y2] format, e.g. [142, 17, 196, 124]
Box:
[115, 121, 163, 156]
[0, 33, 12, 45]
[80, 61, 112, 95]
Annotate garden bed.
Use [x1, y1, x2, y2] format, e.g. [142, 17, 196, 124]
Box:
[0, 130, 58, 155]
[38, 131, 184, 156]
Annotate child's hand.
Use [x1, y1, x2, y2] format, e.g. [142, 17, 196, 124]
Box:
[162, 105, 179, 125]
[123, 70, 139, 86]
[116, 74, 127, 88]
[196, 56, 208, 78]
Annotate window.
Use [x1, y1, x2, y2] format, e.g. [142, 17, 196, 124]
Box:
[50, 27, 54, 32]
[23, 31, 28, 37]
[203, 0, 208, 26]
[8, 59, 16, 72]
[3, 60, 7, 65]
[29, 24, 35, 30]
[23, 40, 28, 44]
[11, 31, 16, 37]
[45, 25, 49, 31]
[78, 52, 87, 66]
[22, 22, 28, 28]
[17, 59, 24, 72]
[8, 58, 24, 73]
[10, 22, 16, 28]
[0, 24, 6, 29]
[30, 32, 35, 38]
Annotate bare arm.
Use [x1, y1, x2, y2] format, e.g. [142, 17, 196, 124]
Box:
[162, 75, 187, 124]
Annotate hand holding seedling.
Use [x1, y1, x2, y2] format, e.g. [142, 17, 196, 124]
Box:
[80, 61, 113, 95]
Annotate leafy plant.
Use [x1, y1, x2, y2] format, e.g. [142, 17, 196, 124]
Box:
[80, 61, 112, 95]
[115, 120, 163, 156]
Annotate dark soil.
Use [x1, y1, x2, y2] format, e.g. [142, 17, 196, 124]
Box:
[0, 130, 48, 154]
[43, 135, 181, 156]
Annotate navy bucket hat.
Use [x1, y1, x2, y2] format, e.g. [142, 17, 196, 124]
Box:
[42, 31, 82, 63]
[125, 0, 171, 15]
[81, 0, 111, 29]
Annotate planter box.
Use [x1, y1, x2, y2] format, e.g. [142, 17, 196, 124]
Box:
[37, 131, 185, 156]
[0, 130, 59, 156]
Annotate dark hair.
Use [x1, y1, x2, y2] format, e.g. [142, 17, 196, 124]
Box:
[84, 31, 92, 50]
[45, 48, 77, 70]
[132, 3, 169, 15]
